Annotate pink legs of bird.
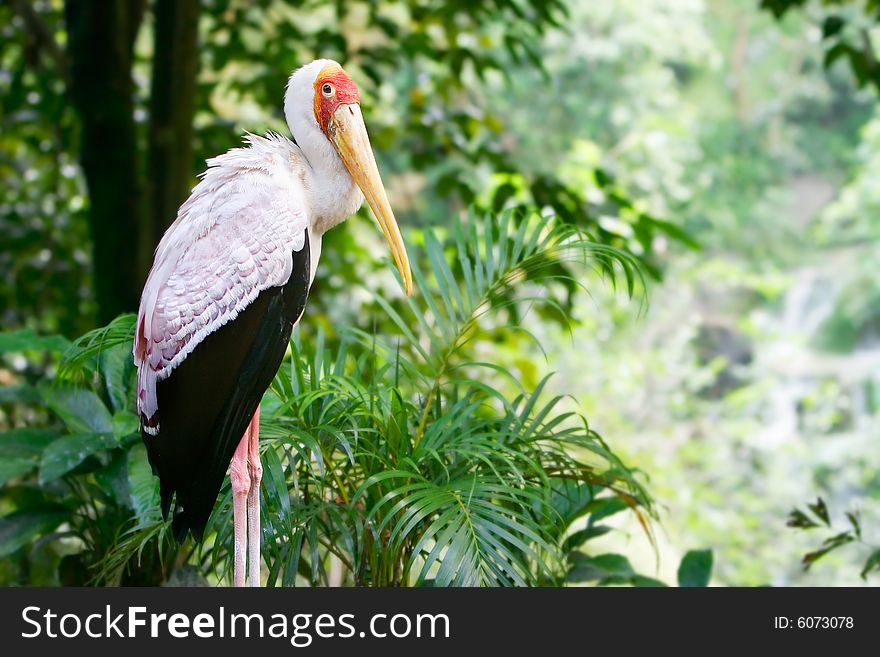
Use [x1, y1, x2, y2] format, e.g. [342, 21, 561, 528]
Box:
[230, 430, 249, 587]
[230, 405, 263, 587]
[246, 406, 262, 587]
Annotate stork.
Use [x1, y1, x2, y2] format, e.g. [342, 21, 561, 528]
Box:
[133, 60, 412, 587]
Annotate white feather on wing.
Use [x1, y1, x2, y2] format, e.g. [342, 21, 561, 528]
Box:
[133, 134, 310, 432]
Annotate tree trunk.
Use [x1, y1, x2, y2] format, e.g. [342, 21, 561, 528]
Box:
[64, 0, 146, 324]
[147, 0, 200, 255]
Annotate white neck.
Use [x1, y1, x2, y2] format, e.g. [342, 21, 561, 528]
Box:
[284, 60, 364, 236]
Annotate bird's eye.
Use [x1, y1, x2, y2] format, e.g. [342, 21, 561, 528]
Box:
[322, 83, 334, 97]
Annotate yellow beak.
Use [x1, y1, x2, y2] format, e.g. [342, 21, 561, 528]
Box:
[328, 103, 413, 296]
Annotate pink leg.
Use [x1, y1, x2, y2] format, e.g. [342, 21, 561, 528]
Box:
[246, 405, 262, 587]
[230, 429, 251, 588]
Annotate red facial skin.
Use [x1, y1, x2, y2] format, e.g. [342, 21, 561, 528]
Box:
[314, 65, 361, 135]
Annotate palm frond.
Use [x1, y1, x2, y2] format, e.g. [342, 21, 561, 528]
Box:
[47, 210, 651, 587]
[226, 211, 653, 586]
[58, 313, 136, 381]
[355, 210, 644, 440]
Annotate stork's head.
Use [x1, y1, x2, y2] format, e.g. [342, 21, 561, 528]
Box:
[285, 60, 413, 296]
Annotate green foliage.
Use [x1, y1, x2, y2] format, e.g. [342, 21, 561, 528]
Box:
[525, 0, 880, 589]
[762, 0, 880, 92]
[0, 2, 93, 336]
[2, 0, 677, 335]
[0, 507, 68, 559]
[787, 498, 880, 579]
[194, 210, 652, 586]
[0, 330, 69, 355]
[0, 210, 657, 587]
[677, 549, 714, 587]
[565, 543, 714, 588]
[0, 325, 181, 585]
[195, 0, 572, 217]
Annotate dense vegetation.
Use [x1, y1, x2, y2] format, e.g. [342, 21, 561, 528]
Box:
[1, 0, 878, 586]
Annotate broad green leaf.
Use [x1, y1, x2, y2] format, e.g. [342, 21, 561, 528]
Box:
[587, 496, 629, 523]
[0, 329, 69, 354]
[39, 433, 119, 484]
[567, 553, 635, 582]
[631, 575, 668, 587]
[677, 549, 713, 587]
[38, 382, 114, 434]
[0, 428, 60, 460]
[101, 342, 135, 413]
[0, 458, 35, 486]
[563, 525, 612, 553]
[112, 410, 140, 438]
[0, 507, 69, 557]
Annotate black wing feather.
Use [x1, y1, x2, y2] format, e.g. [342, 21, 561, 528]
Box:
[142, 231, 311, 541]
